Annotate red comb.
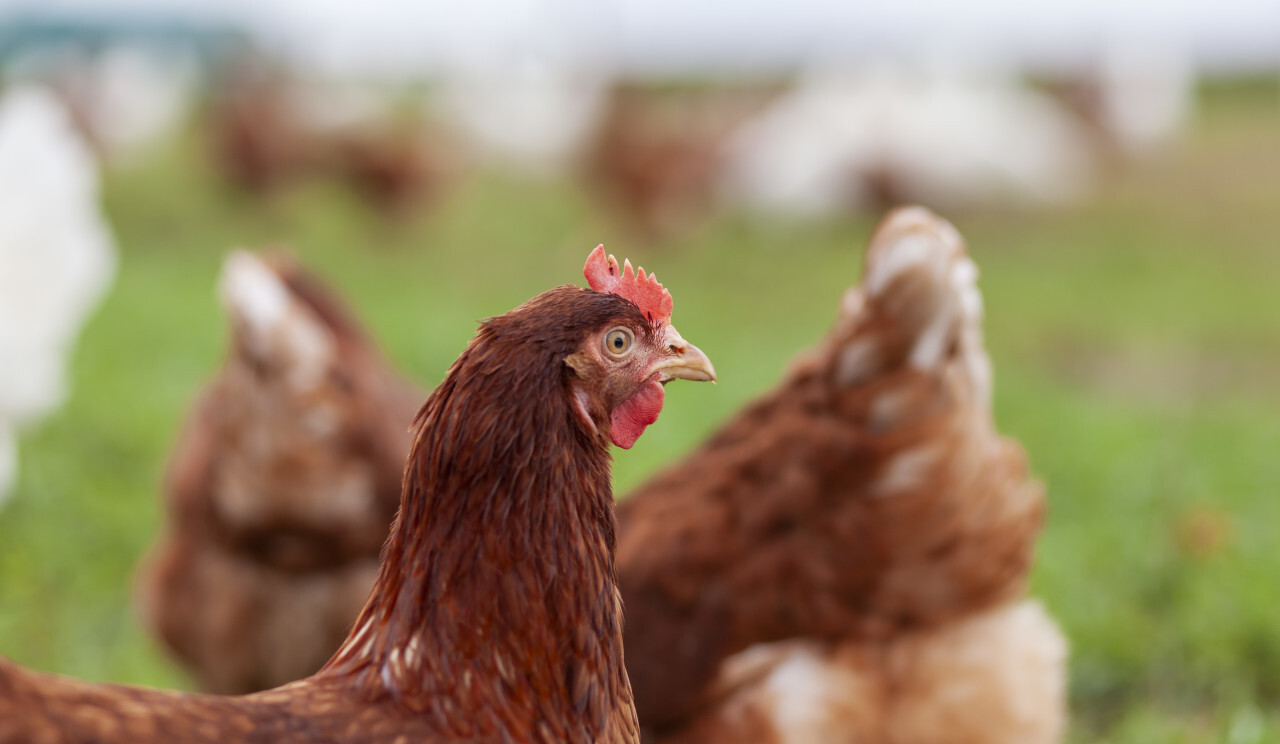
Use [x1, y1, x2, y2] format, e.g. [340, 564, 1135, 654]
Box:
[583, 244, 673, 326]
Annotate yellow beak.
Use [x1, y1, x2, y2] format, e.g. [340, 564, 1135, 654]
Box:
[653, 325, 716, 383]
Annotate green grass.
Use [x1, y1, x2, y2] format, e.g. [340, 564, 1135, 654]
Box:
[1, 78, 1278, 741]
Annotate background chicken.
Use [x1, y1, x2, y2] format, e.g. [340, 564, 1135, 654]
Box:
[581, 84, 757, 241]
[719, 61, 1094, 216]
[208, 66, 453, 216]
[1, 247, 715, 743]
[0, 83, 116, 508]
[135, 250, 423, 694]
[617, 207, 1066, 742]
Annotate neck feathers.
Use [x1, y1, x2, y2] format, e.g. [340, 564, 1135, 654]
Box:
[323, 322, 637, 742]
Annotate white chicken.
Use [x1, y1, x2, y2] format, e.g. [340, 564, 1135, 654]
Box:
[720, 57, 1095, 217]
[429, 5, 612, 178]
[0, 84, 116, 506]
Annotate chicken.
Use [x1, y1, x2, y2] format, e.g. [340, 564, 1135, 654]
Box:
[208, 65, 319, 195]
[1043, 41, 1194, 167]
[11, 44, 197, 165]
[329, 120, 454, 219]
[583, 85, 736, 240]
[209, 68, 453, 216]
[616, 207, 1066, 742]
[434, 52, 609, 179]
[720, 61, 1094, 216]
[0, 246, 715, 743]
[135, 250, 424, 694]
[0, 83, 116, 507]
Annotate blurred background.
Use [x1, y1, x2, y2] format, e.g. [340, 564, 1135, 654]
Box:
[0, 0, 1277, 741]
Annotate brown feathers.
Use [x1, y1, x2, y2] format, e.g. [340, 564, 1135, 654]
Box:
[320, 287, 654, 743]
[617, 207, 1065, 742]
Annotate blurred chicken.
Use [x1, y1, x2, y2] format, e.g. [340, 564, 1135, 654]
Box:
[1044, 41, 1195, 168]
[618, 207, 1066, 742]
[208, 67, 320, 194]
[135, 251, 423, 694]
[329, 119, 455, 219]
[434, 52, 610, 179]
[209, 67, 452, 216]
[583, 85, 753, 240]
[9, 44, 197, 165]
[0, 84, 116, 507]
[721, 60, 1094, 216]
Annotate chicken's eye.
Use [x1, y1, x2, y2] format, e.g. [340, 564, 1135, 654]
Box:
[604, 327, 634, 357]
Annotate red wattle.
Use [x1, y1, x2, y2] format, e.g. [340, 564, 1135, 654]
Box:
[610, 380, 665, 449]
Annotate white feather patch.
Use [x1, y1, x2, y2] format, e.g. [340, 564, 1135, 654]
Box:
[219, 251, 335, 391]
[865, 233, 942, 299]
[871, 444, 941, 497]
[752, 644, 876, 744]
[0, 85, 115, 426]
[220, 251, 290, 338]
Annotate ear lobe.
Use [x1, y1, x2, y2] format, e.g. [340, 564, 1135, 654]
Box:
[563, 351, 594, 378]
[564, 352, 605, 437]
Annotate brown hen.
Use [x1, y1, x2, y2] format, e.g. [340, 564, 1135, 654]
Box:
[135, 250, 423, 694]
[0, 247, 716, 744]
[583, 84, 768, 241]
[618, 207, 1066, 743]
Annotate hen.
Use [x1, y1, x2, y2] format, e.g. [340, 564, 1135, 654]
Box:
[583, 85, 730, 241]
[208, 68, 449, 216]
[720, 63, 1093, 215]
[135, 250, 423, 694]
[0, 84, 116, 507]
[0, 246, 715, 743]
[618, 207, 1066, 743]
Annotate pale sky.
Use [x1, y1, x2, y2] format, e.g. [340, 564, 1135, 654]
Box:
[4, 0, 1279, 75]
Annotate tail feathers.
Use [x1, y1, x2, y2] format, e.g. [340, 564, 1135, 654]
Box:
[862, 206, 979, 370]
[219, 250, 337, 393]
[818, 206, 991, 409]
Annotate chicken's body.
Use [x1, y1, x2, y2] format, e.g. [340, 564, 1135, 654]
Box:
[0, 662, 449, 743]
[655, 601, 1064, 744]
[0, 84, 115, 506]
[136, 252, 422, 693]
[618, 208, 1065, 742]
[1, 253, 715, 743]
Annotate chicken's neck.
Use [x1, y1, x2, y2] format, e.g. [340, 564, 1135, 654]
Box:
[321, 338, 635, 743]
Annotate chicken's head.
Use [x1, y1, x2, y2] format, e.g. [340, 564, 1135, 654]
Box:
[563, 245, 715, 449]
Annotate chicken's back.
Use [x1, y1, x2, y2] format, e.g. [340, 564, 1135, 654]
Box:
[0, 657, 453, 744]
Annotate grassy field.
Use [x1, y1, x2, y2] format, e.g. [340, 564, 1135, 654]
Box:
[1, 79, 1278, 741]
